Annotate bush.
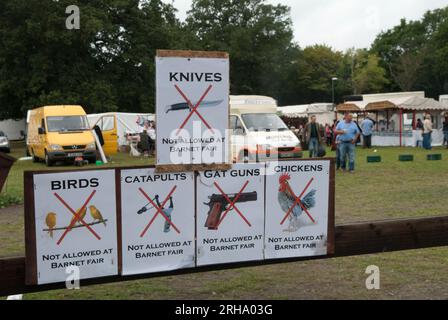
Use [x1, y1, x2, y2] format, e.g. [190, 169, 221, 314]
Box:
[0, 194, 22, 208]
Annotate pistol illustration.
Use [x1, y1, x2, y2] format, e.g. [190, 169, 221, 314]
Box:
[165, 100, 223, 113]
[204, 191, 258, 230]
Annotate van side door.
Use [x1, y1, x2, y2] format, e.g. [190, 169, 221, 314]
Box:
[95, 115, 118, 155]
[37, 117, 47, 158]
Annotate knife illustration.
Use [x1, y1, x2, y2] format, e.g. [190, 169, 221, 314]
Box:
[165, 100, 224, 114]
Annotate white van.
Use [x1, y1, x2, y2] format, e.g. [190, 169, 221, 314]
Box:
[230, 95, 302, 162]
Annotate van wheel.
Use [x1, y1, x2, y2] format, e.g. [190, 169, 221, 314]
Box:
[88, 156, 97, 164]
[45, 151, 53, 167]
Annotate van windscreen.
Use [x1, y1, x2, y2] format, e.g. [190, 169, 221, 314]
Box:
[46, 116, 90, 132]
[241, 113, 288, 132]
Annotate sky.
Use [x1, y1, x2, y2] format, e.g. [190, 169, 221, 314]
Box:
[162, 0, 448, 51]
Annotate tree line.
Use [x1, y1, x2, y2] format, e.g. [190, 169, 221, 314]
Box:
[0, 0, 447, 120]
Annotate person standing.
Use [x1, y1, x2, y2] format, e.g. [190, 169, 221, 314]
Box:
[147, 121, 156, 156]
[334, 113, 361, 173]
[325, 124, 333, 146]
[332, 119, 343, 170]
[443, 116, 448, 149]
[361, 117, 374, 149]
[305, 115, 322, 158]
[415, 118, 424, 148]
[423, 115, 433, 150]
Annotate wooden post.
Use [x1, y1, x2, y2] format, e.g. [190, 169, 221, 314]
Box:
[386, 110, 389, 131]
[0, 153, 16, 193]
[399, 109, 403, 147]
[376, 112, 379, 131]
[412, 111, 416, 130]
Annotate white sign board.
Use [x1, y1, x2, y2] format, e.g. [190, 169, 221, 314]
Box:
[156, 51, 230, 167]
[121, 168, 195, 275]
[196, 164, 265, 266]
[31, 170, 118, 285]
[265, 160, 331, 259]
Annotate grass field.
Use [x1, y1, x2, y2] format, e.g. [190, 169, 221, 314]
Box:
[1, 141, 448, 299]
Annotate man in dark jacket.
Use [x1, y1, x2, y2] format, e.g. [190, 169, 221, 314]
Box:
[304, 116, 323, 158]
[443, 116, 448, 149]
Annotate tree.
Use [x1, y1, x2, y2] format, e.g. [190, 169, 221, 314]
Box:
[371, 18, 427, 92]
[287, 45, 349, 104]
[347, 49, 389, 94]
[371, 7, 448, 96]
[186, 0, 296, 100]
[0, 0, 184, 119]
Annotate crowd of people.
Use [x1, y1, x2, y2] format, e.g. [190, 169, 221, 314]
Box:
[413, 114, 448, 150]
[292, 113, 363, 173]
[291, 112, 448, 174]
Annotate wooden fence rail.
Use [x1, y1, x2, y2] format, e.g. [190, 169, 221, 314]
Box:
[1, 215, 448, 297]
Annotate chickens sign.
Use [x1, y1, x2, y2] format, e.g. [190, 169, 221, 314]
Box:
[264, 160, 333, 259]
[25, 170, 118, 285]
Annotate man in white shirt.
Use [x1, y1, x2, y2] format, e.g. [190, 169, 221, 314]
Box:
[423, 115, 433, 150]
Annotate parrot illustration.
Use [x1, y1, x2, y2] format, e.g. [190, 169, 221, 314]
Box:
[89, 205, 106, 226]
[70, 207, 87, 227]
[45, 212, 57, 238]
[278, 173, 316, 232]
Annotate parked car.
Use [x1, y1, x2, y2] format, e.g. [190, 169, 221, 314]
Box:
[0, 131, 10, 153]
[27, 105, 97, 166]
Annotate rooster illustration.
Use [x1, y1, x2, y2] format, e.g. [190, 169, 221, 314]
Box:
[278, 173, 316, 232]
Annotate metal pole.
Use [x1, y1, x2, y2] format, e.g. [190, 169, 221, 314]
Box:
[332, 81, 335, 106]
[399, 109, 403, 147]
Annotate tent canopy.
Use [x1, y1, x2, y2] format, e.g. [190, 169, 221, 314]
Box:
[87, 112, 155, 146]
[277, 105, 309, 118]
[278, 103, 333, 118]
[336, 101, 368, 113]
[366, 96, 448, 112]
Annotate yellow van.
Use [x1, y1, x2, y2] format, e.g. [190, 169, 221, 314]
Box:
[230, 95, 302, 162]
[27, 105, 97, 166]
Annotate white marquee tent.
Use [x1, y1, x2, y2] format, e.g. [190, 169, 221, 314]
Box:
[87, 112, 155, 146]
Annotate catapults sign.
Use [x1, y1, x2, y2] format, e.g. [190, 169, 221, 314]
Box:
[24, 160, 334, 285]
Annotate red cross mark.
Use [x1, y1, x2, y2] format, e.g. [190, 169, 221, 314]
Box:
[54, 190, 101, 245]
[213, 181, 252, 228]
[280, 178, 316, 225]
[139, 186, 180, 238]
[174, 84, 215, 135]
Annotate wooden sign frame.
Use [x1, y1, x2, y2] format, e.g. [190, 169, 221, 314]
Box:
[24, 158, 335, 286]
[155, 50, 232, 173]
[264, 158, 335, 257]
[24, 168, 121, 285]
[0, 152, 16, 192]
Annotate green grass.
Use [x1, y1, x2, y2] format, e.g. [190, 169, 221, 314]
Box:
[1, 142, 448, 299]
[1, 141, 154, 203]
